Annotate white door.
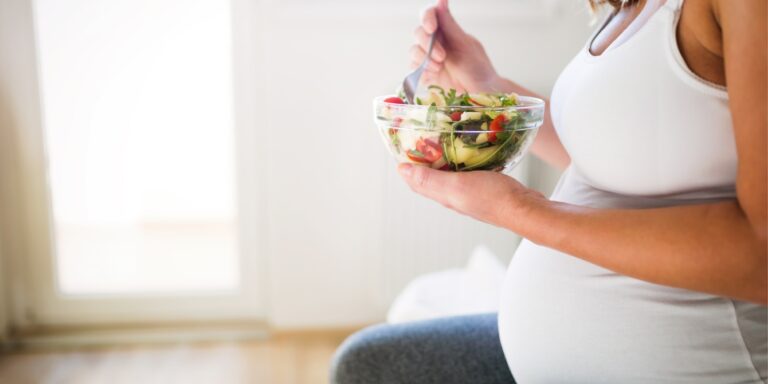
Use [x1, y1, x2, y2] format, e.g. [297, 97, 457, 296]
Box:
[7, 0, 266, 327]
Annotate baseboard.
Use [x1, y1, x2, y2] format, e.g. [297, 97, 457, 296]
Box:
[3, 321, 270, 351]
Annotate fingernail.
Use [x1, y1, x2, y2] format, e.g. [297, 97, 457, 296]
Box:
[398, 163, 413, 178]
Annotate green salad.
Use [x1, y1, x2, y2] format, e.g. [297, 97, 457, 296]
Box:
[377, 85, 539, 172]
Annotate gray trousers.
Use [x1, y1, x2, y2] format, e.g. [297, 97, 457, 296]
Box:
[330, 313, 515, 384]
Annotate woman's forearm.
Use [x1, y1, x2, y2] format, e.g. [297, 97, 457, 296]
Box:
[490, 76, 571, 171]
[513, 197, 768, 304]
[397, 162, 766, 304]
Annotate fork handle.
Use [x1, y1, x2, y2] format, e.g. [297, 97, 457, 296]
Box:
[420, 31, 437, 70]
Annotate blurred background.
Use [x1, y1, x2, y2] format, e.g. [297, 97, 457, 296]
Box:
[0, 0, 595, 382]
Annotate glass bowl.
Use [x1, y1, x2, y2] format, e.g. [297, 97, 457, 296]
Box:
[373, 95, 545, 172]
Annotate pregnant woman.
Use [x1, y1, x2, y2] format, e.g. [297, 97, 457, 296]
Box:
[332, 0, 767, 382]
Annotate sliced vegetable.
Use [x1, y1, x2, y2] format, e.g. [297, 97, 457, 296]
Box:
[384, 96, 405, 104]
[406, 149, 432, 163]
[460, 111, 482, 121]
[488, 115, 506, 142]
[415, 138, 443, 163]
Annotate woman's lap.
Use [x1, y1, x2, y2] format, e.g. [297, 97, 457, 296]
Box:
[330, 313, 515, 384]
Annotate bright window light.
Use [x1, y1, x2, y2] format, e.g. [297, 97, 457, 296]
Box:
[33, 0, 239, 295]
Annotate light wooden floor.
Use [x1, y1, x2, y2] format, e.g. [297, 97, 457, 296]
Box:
[0, 331, 354, 384]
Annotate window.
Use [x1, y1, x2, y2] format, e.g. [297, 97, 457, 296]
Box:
[34, 0, 238, 295]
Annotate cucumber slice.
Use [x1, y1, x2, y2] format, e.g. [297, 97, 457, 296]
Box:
[425, 89, 447, 106]
[463, 146, 498, 168]
[468, 93, 500, 107]
[435, 112, 453, 123]
[453, 137, 479, 164]
[460, 111, 482, 121]
[459, 132, 520, 171]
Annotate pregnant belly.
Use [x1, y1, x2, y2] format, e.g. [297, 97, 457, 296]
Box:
[497, 240, 765, 383]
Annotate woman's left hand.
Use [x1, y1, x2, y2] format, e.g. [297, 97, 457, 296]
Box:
[397, 163, 547, 230]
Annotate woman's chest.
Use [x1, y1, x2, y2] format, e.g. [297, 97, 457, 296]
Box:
[549, 12, 736, 196]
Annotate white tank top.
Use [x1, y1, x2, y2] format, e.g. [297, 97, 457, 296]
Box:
[498, 0, 768, 382]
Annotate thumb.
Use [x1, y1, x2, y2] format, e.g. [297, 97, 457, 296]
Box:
[398, 163, 459, 206]
[435, 0, 465, 41]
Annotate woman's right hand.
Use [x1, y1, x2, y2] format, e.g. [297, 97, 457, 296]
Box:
[412, 0, 502, 92]
[413, 0, 571, 170]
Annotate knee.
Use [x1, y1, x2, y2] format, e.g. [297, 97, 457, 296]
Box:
[329, 324, 393, 384]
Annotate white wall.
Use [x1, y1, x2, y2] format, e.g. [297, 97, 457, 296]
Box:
[258, 0, 594, 328]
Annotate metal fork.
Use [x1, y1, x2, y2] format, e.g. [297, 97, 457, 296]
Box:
[402, 31, 437, 104]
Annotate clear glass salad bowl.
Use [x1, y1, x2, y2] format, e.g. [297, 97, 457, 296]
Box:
[373, 94, 545, 173]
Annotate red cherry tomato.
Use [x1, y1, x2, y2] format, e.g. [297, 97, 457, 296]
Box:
[406, 150, 432, 164]
[415, 138, 443, 163]
[488, 115, 506, 142]
[450, 111, 462, 121]
[384, 96, 405, 104]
